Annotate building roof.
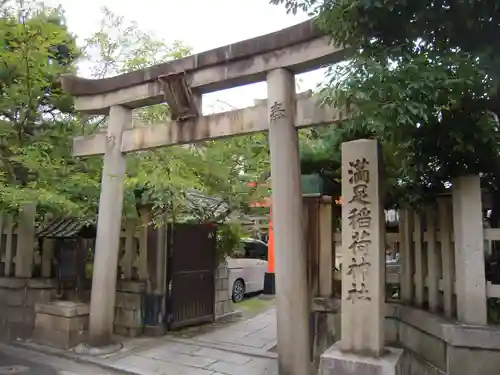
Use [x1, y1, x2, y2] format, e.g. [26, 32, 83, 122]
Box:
[36, 218, 94, 238]
[182, 190, 229, 220]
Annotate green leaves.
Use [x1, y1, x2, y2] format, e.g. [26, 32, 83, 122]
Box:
[83, 7, 192, 79]
[0, 1, 86, 216]
[0, 2, 272, 237]
[82, 8, 271, 226]
[271, 0, 500, 206]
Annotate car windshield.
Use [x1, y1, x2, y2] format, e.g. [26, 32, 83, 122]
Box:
[241, 239, 268, 260]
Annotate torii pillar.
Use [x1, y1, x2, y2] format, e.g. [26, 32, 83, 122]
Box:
[88, 106, 131, 346]
[267, 68, 311, 375]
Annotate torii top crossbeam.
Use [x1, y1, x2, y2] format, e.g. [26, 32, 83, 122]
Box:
[61, 20, 347, 157]
[61, 20, 346, 113]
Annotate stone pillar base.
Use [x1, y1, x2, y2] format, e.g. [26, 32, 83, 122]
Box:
[32, 301, 89, 350]
[263, 272, 275, 295]
[319, 343, 403, 375]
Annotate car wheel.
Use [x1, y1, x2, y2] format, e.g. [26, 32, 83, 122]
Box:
[232, 279, 245, 302]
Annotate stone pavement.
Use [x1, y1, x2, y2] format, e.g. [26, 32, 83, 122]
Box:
[95, 308, 278, 375]
[108, 342, 278, 375]
[12, 308, 278, 375]
[190, 307, 277, 352]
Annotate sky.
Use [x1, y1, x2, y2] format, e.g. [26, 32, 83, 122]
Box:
[43, 0, 327, 113]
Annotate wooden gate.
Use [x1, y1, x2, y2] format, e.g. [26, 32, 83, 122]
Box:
[166, 223, 216, 329]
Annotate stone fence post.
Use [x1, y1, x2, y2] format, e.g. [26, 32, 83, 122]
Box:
[452, 175, 487, 325]
[215, 261, 232, 319]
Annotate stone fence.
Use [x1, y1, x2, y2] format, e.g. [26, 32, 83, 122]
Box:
[0, 209, 232, 342]
[0, 205, 37, 279]
[323, 303, 500, 375]
[0, 278, 61, 341]
[333, 193, 500, 323]
[316, 175, 500, 375]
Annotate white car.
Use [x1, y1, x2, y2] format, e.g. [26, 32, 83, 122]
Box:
[227, 238, 268, 302]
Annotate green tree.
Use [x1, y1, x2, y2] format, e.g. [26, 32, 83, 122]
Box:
[192, 133, 270, 220]
[0, 0, 102, 218]
[0, 1, 270, 245]
[84, 8, 270, 229]
[82, 7, 198, 219]
[272, 0, 500, 208]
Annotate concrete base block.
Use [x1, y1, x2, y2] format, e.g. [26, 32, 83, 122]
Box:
[263, 272, 275, 295]
[320, 343, 403, 375]
[32, 301, 89, 350]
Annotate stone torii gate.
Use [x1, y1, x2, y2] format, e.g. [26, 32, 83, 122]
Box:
[61, 20, 347, 375]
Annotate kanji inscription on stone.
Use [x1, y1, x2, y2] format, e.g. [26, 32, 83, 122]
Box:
[346, 156, 373, 303]
[269, 101, 285, 121]
[340, 139, 385, 356]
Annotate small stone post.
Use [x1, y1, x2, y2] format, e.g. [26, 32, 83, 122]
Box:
[214, 262, 232, 319]
[267, 68, 311, 375]
[320, 139, 402, 375]
[88, 105, 131, 346]
[452, 175, 487, 325]
[398, 209, 413, 304]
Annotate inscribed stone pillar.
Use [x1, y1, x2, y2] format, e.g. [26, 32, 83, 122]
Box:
[267, 68, 311, 375]
[88, 105, 131, 346]
[452, 175, 487, 325]
[340, 139, 384, 356]
[320, 139, 403, 375]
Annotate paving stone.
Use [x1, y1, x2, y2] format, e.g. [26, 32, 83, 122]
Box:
[191, 348, 252, 365]
[195, 334, 243, 346]
[140, 350, 217, 368]
[112, 355, 214, 375]
[97, 306, 278, 375]
[207, 358, 278, 375]
[111, 355, 160, 374]
[246, 358, 279, 372]
[248, 330, 276, 342]
[144, 342, 204, 356]
[231, 336, 270, 348]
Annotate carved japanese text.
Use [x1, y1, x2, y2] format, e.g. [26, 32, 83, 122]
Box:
[346, 157, 372, 303]
[269, 101, 285, 121]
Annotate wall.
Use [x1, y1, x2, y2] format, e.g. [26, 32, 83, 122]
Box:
[326, 302, 500, 375]
[0, 209, 232, 341]
[399, 350, 447, 375]
[0, 278, 58, 342]
[395, 305, 500, 375]
[384, 304, 500, 375]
